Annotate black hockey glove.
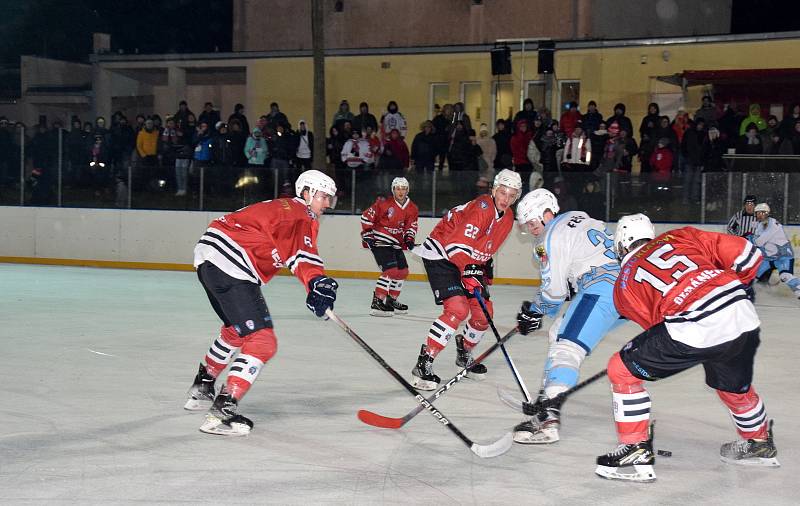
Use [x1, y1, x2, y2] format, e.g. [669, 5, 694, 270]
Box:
[517, 300, 544, 335]
[361, 230, 375, 249]
[306, 275, 338, 318]
[403, 234, 416, 251]
[485, 258, 495, 286]
[461, 264, 485, 296]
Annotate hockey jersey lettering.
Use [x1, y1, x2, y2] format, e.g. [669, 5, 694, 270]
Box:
[615, 227, 762, 348]
[361, 196, 419, 248]
[194, 197, 325, 288]
[414, 194, 513, 270]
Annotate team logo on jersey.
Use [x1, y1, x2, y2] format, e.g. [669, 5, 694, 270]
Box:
[245, 320, 255, 330]
[387, 207, 395, 218]
[480, 201, 488, 209]
[535, 245, 548, 265]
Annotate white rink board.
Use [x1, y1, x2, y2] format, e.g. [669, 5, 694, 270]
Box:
[0, 264, 795, 504]
[1, 207, 798, 279]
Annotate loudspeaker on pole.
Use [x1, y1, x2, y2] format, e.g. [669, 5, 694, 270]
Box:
[538, 41, 555, 74]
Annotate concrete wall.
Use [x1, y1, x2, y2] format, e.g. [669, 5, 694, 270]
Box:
[591, 0, 731, 39]
[20, 57, 91, 91]
[2, 207, 798, 279]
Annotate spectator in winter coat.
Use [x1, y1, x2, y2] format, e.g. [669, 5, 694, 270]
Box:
[266, 102, 290, 131]
[682, 119, 708, 204]
[295, 120, 314, 169]
[364, 125, 381, 169]
[432, 104, 452, 170]
[538, 127, 561, 173]
[87, 134, 110, 188]
[653, 116, 678, 155]
[228, 103, 250, 136]
[739, 104, 767, 136]
[639, 103, 660, 142]
[760, 115, 782, 154]
[110, 116, 135, 171]
[782, 119, 800, 154]
[159, 117, 181, 170]
[67, 118, 89, 178]
[327, 126, 346, 170]
[451, 102, 472, 134]
[705, 126, 725, 171]
[718, 104, 745, 150]
[193, 121, 214, 165]
[694, 95, 718, 127]
[270, 124, 294, 169]
[380, 128, 409, 170]
[513, 98, 538, 132]
[93, 116, 110, 143]
[174, 117, 195, 196]
[736, 124, 764, 154]
[605, 103, 633, 136]
[352, 102, 378, 135]
[581, 100, 603, 135]
[561, 125, 592, 171]
[447, 122, 474, 171]
[411, 120, 437, 172]
[198, 103, 221, 133]
[672, 108, 690, 146]
[589, 121, 608, 172]
[380, 101, 407, 140]
[342, 129, 374, 169]
[559, 101, 582, 137]
[136, 119, 159, 159]
[510, 119, 534, 172]
[244, 127, 268, 167]
[210, 123, 235, 190]
[779, 104, 800, 139]
[476, 123, 495, 171]
[228, 119, 248, 167]
[617, 128, 639, 173]
[173, 100, 193, 128]
[649, 137, 674, 183]
[492, 119, 512, 169]
[332, 100, 355, 131]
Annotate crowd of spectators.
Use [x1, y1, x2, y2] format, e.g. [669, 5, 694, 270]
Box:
[2, 95, 800, 207]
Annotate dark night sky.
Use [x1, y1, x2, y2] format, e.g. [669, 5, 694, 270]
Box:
[1, 0, 799, 66]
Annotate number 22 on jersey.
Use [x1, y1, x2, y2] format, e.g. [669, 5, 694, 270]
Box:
[633, 243, 699, 295]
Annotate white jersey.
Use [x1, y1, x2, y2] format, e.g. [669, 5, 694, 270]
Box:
[534, 211, 618, 316]
[752, 217, 793, 258]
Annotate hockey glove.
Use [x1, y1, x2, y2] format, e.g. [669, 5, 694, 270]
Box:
[306, 275, 339, 318]
[403, 234, 416, 251]
[361, 230, 375, 249]
[461, 264, 485, 296]
[517, 300, 544, 335]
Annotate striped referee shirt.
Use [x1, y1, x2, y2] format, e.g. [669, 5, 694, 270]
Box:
[726, 210, 758, 238]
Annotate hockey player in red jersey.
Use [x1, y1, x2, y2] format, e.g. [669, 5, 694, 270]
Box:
[595, 213, 779, 482]
[185, 170, 339, 436]
[410, 169, 522, 390]
[361, 177, 419, 316]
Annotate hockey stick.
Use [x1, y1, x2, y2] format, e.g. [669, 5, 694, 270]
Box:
[326, 309, 513, 458]
[498, 368, 608, 416]
[358, 326, 518, 429]
[472, 289, 533, 403]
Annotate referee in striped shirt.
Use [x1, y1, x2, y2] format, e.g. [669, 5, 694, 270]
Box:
[726, 195, 759, 238]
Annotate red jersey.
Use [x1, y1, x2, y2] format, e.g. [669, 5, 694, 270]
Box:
[416, 194, 514, 270]
[615, 227, 762, 348]
[360, 195, 419, 249]
[193, 197, 325, 288]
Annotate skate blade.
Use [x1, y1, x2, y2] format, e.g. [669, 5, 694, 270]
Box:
[199, 415, 251, 436]
[184, 398, 213, 411]
[392, 308, 408, 315]
[466, 371, 487, 381]
[513, 427, 559, 444]
[369, 309, 394, 317]
[411, 376, 438, 391]
[595, 464, 656, 482]
[720, 455, 781, 467]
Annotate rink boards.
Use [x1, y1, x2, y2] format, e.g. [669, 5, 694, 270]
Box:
[1, 206, 799, 284]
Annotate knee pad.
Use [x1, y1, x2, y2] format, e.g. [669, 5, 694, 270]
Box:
[442, 296, 470, 325]
[607, 351, 642, 391]
[394, 267, 409, 280]
[240, 328, 278, 363]
[543, 339, 587, 397]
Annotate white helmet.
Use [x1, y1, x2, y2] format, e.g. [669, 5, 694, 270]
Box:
[754, 202, 770, 214]
[493, 169, 523, 202]
[516, 189, 559, 225]
[391, 177, 410, 190]
[614, 213, 655, 258]
[295, 170, 337, 206]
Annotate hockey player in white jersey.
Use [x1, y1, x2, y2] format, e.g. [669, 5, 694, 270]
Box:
[751, 203, 800, 299]
[513, 189, 623, 444]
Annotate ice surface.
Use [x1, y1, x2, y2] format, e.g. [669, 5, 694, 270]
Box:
[0, 264, 796, 504]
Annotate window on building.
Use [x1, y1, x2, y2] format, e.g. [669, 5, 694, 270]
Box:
[460, 82, 482, 124]
[429, 83, 450, 118]
[525, 81, 546, 112]
[493, 81, 514, 127]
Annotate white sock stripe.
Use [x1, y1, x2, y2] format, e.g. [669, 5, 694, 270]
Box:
[463, 322, 486, 345]
[730, 402, 766, 430]
[731, 399, 764, 421]
[227, 353, 265, 384]
[206, 339, 238, 364]
[428, 319, 456, 347]
[612, 391, 651, 422]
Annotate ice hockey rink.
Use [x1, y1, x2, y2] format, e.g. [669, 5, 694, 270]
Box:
[1, 263, 795, 504]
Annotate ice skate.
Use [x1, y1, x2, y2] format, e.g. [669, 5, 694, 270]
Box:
[455, 334, 487, 380]
[720, 420, 780, 467]
[411, 344, 440, 391]
[386, 295, 408, 314]
[595, 426, 656, 483]
[184, 364, 216, 411]
[513, 407, 560, 444]
[199, 390, 254, 436]
[370, 294, 395, 317]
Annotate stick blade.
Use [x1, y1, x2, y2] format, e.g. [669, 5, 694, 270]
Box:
[357, 409, 404, 429]
[470, 432, 514, 458]
[496, 385, 525, 413]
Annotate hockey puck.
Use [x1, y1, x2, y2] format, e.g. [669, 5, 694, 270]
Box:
[657, 449, 672, 457]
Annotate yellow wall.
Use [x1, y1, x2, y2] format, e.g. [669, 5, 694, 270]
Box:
[247, 38, 800, 136]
